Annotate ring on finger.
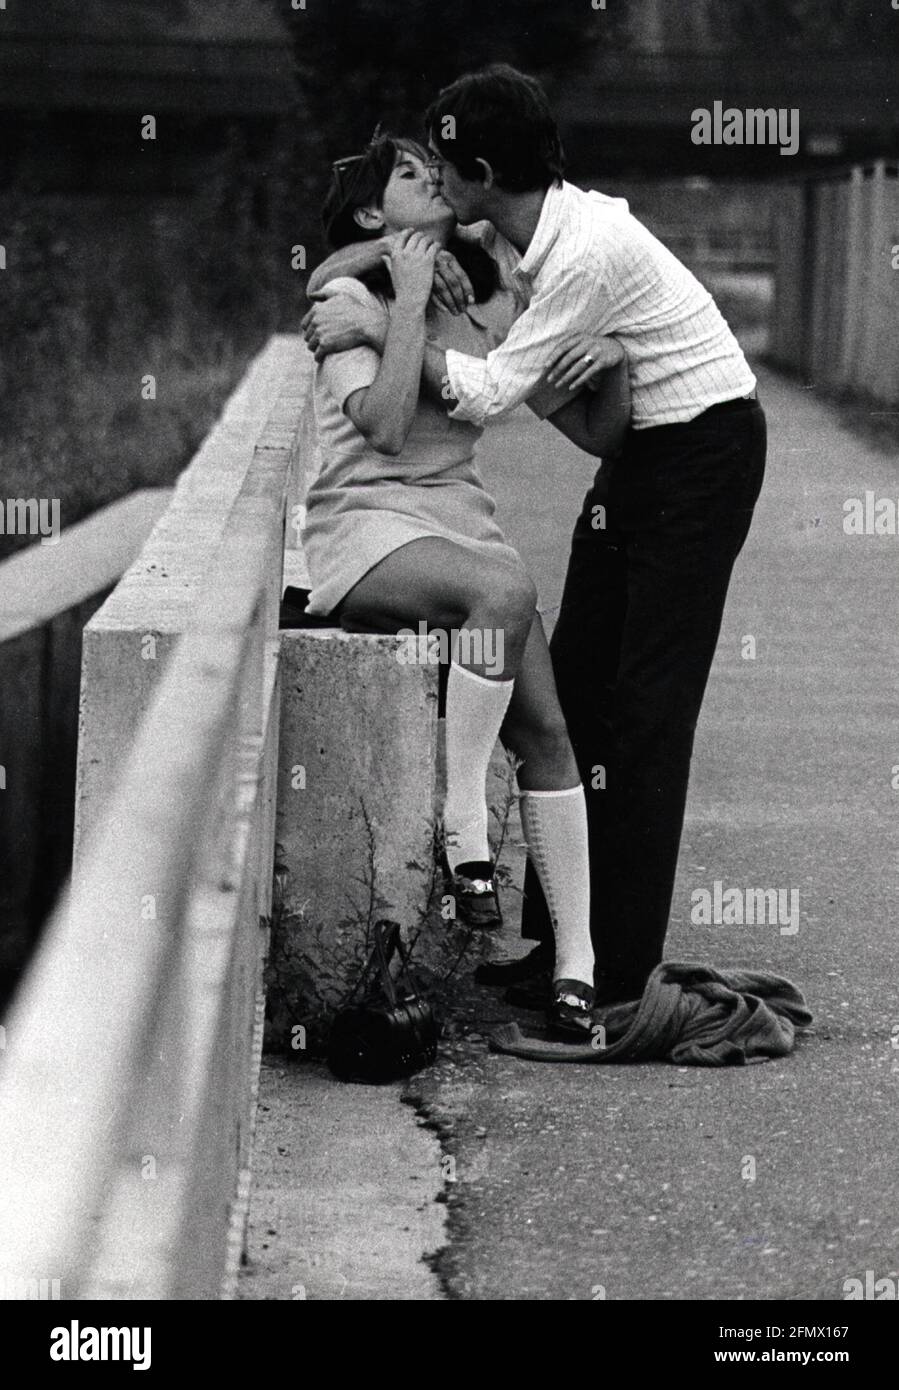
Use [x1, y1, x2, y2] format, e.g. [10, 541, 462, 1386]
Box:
[582, 354, 594, 365]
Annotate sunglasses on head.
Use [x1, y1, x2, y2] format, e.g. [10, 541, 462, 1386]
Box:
[331, 123, 385, 191]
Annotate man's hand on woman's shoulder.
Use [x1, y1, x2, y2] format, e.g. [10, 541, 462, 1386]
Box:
[302, 283, 389, 362]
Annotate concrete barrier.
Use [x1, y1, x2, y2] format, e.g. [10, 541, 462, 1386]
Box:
[0, 329, 455, 1296]
[72, 330, 448, 1054]
[0, 429, 289, 1300]
[74, 334, 306, 857]
[267, 630, 439, 1049]
[264, 343, 445, 1048]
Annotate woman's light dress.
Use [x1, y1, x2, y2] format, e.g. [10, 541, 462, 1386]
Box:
[302, 275, 533, 616]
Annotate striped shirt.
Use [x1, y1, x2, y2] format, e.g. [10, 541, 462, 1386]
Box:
[446, 181, 757, 430]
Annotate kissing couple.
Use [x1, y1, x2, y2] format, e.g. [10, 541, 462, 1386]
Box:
[299, 64, 766, 1043]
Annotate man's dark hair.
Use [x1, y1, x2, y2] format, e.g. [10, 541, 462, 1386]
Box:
[425, 63, 565, 193]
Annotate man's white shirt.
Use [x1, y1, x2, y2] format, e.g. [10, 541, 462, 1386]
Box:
[448, 181, 757, 430]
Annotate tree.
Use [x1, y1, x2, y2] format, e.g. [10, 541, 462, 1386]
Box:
[280, 0, 628, 260]
[284, 0, 627, 151]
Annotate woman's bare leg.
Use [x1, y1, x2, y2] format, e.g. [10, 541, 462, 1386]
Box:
[340, 537, 537, 878]
[345, 548, 594, 1004]
[339, 536, 537, 680]
[499, 615, 579, 790]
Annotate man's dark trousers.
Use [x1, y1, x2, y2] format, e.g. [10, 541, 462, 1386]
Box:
[520, 397, 767, 1004]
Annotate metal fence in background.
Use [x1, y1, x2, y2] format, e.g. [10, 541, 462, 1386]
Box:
[770, 160, 899, 404]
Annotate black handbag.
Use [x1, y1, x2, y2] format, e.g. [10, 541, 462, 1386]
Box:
[327, 920, 440, 1083]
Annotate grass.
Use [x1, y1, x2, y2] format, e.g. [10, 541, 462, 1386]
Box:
[0, 134, 308, 563]
[0, 344, 250, 563]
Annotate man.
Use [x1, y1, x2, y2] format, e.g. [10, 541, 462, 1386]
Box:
[304, 64, 766, 1009]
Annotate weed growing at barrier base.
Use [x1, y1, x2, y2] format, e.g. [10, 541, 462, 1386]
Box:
[265, 748, 523, 1056]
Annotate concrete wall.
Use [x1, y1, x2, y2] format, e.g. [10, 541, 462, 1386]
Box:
[70, 329, 448, 1060]
[266, 632, 438, 1050]
[0, 334, 308, 1301]
[73, 334, 306, 859]
[265, 344, 444, 1050]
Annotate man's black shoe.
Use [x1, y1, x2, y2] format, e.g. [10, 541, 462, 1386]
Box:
[475, 941, 553, 987]
[504, 971, 553, 1010]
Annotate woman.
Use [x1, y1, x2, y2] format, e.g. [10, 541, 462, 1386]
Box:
[300, 135, 629, 1038]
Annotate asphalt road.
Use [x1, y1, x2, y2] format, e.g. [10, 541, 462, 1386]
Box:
[408, 364, 899, 1301]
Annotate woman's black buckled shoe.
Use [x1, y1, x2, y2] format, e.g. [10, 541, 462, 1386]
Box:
[548, 978, 596, 1040]
[444, 859, 503, 930]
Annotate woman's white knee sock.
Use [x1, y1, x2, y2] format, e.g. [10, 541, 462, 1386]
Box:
[518, 784, 594, 986]
[443, 661, 514, 870]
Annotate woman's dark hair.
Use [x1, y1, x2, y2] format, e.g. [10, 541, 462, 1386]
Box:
[425, 63, 565, 193]
[320, 133, 498, 303]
